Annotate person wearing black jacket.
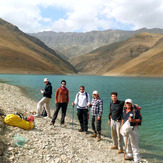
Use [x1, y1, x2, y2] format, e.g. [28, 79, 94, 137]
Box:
[108, 92, 124, 154]
[35, 78, 52, 118]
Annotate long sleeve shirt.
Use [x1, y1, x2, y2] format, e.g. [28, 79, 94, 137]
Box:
[74, 91, 90, 109]
[43, 82, 52, 98]
[55, 87, 69, 104]
[91, 98, 103, 117]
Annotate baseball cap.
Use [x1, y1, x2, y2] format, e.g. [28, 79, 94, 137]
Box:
[125, 99, 133, 104]
[44, 78, 48, 82]
[93, 90, 99, 95]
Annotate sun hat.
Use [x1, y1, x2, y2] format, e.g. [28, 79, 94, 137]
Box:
[44, 78, 48, 82]
[125, 99, 133, 104]
[93, 90, 99, 95]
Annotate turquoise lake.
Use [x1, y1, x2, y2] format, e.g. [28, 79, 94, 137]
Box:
[0, 74, 163, 162]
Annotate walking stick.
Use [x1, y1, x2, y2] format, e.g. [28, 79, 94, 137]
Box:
[72, 105, 74, 129]
[124, 136, 128, 163]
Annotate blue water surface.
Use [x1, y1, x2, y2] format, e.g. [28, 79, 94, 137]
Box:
[0, 74, 163, 162]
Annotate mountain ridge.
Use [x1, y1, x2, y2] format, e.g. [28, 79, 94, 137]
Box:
[30, 28, 163, 59]
[0, 18, 76, 74]
[69, 32, 163, 77]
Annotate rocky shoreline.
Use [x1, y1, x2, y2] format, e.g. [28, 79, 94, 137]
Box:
[0, 83, 148, 163]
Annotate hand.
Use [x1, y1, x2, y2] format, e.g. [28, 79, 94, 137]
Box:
[72, 102, 75, 106]
[108, 120, 111, 126]
[97, 116, 101, 120]
[128, 117, 133, 123]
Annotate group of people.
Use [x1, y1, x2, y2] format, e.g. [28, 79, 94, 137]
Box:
[34, 78, 142, 163]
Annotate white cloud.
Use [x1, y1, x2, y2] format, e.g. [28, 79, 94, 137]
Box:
[0, 0, 163, 33]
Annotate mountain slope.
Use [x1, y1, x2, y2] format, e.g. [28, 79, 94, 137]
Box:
[30, 28, 163, 59]
[0, 18, 76, 74]
[104, 37, 163, 77]
[69, 33, 163, 77]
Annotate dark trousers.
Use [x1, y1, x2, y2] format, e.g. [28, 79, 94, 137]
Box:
[77, 109, 88, 131]
[51, 103, 67, 124]
[92, 116, 101, 133]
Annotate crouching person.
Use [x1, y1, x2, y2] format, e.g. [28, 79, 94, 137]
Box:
[90, 90, 103, 141]
[121, 99, 142, 163]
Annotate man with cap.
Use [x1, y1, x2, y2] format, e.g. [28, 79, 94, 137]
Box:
[72, 86, 91, 134]
[108, 92, 124, 154]
[50, 80, 69, 127]
[35, 78, 52, 118]
[90, 90, 103, 141]
[121, 99, 142, 163]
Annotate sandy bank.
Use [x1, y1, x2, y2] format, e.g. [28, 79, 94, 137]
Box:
[0, 83, 148, 163]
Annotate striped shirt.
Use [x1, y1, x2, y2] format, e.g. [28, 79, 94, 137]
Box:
[91, 98, 103, 117]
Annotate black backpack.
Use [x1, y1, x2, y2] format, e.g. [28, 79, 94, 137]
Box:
[41, 107, 47, 117]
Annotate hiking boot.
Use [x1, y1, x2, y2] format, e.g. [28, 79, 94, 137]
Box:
[110, 146, 118, 150]
[125, 156, 133, 160]
[89, 133, 97, 138]
[97, 135, 101, 141]
[50, 122, 54, 125]
[117, 149, 123, 154]
[78, 129, 84, 132]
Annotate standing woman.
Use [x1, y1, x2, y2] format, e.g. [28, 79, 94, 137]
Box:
[90, 90, 103, 141]
[121, 99, 142, 163]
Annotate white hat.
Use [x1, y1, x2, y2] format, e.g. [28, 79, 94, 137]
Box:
[93, 90, 99, 95]
[44, 78, 48, 82]
[125, 99, 133, 104]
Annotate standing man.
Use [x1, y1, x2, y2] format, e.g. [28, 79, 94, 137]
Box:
[108, 92, 124, 154]
[50, 80, 69, 127]
[35, 78, 52, 118]
[72, 86, 91, 134]
[90, 90, 103, 141]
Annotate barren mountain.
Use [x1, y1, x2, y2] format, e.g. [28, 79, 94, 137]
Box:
[69, 33, 163, 77]
[105, 36, 163, 77]
[0, 18, 76, 74]
[30, 28, 163, 59]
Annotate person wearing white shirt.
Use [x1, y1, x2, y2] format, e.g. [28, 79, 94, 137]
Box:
[72, 86, 91, 133]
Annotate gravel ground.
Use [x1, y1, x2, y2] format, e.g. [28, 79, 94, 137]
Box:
[0, 83, 148, 163]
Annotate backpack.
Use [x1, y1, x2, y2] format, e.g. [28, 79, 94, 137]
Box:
[4, 113, 34, 130]
[77, 92, 88, 103]
[41, 107, 47, 117]
[133, 104, 142, 126]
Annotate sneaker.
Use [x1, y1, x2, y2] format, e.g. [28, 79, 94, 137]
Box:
[33, 114, 41, 117]
[44, 116, 51, 119]
[117, 149, 123, 154]
[125, 156, 133, 160]
[78, 129, 84, 132]
[89, 133, 97, 138]
[61, 124, 66, 127]
[97, 135, 101, 142]
[110, 146, 118, 150]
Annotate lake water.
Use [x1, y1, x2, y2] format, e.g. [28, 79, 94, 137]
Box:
[0, 74, 163, 162]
